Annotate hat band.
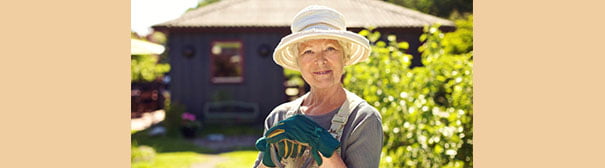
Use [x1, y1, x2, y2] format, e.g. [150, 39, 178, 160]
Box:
[299, 22, 342, 32]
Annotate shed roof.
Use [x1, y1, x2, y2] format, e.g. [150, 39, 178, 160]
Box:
[153, 0, 454, 30]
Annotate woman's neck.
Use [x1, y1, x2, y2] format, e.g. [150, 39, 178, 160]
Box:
[301, 85, 346, 115]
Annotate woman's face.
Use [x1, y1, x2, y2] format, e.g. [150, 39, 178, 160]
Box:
[297, 39, 345, 89]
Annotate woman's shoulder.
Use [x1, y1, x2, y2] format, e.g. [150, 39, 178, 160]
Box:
[263, 99, 302, 127]
[352, 101, 382, 122]
[342, 101, 383, 142]
[344, 90, 381, 121]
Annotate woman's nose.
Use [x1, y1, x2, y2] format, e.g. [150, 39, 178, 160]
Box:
[315, 53, 327, 65]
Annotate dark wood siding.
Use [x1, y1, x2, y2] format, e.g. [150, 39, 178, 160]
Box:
[167, 32, 287, 122]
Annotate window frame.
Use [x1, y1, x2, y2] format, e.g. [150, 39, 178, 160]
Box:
[209, 40, 245, 84]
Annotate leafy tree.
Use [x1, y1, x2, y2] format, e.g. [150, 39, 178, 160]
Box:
[186, 0, 221, 12]
[284, 68, 305, 86]
[148, 31, 167, 45]
[442, 16, 473, 55]
[384, 0, 472, 19]
[344, 15, 473, 167]
[131, 54, 170, 82]
[131, 31, 142, 39]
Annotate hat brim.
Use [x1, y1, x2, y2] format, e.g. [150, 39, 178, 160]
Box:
[273, 29, 371, 71]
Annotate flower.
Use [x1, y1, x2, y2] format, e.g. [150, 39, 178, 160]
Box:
[182, 112, 196, 121]
[181, 112, 201, 130]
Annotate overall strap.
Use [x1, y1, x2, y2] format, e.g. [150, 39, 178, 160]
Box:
[330, 89, 365, 155]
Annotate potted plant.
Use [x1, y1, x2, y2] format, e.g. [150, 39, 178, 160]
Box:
[180, 112, 201, 139]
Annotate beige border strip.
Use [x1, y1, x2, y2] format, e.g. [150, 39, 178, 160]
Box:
[475, 0, 605, 167]
[1, 0, 130, 167]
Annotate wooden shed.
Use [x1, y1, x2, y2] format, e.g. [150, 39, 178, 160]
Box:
[152, 0, 454, 123]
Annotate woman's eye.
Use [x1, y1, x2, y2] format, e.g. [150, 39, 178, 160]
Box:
[303, 50, 313, 55]
[326, 47, 336, 51]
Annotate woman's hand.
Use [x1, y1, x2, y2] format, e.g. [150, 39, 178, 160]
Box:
[319, 151, 347, 168]
[256, 163, 268, 168]
[263, 115, 340, 166]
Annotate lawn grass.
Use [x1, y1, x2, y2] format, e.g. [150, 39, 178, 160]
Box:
[132, 130, 212, 153]
[131, 124, 263, 168]
[215, 150, 259, 168]
[132, 152, 208, 168]
[132, 129, 213, 168]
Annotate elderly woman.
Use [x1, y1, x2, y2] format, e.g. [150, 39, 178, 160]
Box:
[254, 5, 383, 168]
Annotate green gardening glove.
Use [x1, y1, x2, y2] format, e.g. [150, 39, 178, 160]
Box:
[256, 136, 310, 167]
[255, 137, 275, 167]
[264, 114, 340, 166]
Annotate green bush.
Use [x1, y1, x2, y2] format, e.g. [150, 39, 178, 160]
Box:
[344, 15, 473, 168]
[163, 101, 187, 137]
[131, 54, 170, 82]
[132, 145, 157, 163]
[442, 15, 473, 55]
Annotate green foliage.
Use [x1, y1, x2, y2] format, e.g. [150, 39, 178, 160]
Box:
[441, 15, 473, 55]
[131, 54, 170, 82]
[162, 101, 186, 138]
[149, 31, 167, 45]
[132, 31, 142, 39]
[132, 145, 157, 163]
[187, 0, 221, 12]
[345, 16, 473, 168]
[284, 68, 305, 86]
[384, 0, 472, 19]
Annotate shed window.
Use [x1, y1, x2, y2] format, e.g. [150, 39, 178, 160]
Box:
[210, 41, 244, 83]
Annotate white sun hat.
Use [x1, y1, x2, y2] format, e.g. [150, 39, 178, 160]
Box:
[273, 5, 371, 71]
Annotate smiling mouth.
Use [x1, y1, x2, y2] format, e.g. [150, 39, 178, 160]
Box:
[313, 70, 332, 75]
